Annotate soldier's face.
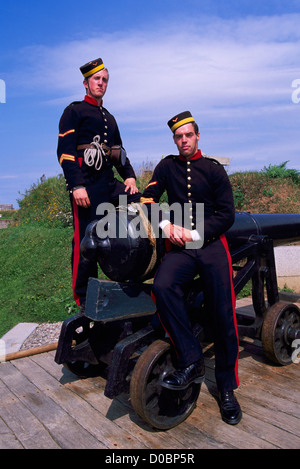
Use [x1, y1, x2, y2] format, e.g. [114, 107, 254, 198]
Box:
[84, 69, 109, 100]
[173, 123, 200, 159]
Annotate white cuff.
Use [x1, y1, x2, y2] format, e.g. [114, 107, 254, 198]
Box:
[159, 220, 171, 230]
[159, 222, 201, 242]
[191, 230, 201, 241]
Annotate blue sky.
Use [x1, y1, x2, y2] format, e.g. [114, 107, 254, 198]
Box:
[1, 0, 300, 207]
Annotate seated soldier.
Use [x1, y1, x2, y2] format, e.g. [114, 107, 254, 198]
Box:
[140, 111, 242, 425]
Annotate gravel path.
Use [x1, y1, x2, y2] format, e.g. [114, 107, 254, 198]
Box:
[20, 322, 63, 351]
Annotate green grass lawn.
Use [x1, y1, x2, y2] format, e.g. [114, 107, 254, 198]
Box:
[0, 223, 77, 336]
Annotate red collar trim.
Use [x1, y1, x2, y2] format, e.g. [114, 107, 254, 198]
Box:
[84, 95, 103, 106]
[179, 149, 202, 161]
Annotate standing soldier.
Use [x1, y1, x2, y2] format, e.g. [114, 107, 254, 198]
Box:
[57, 58, 140, 310]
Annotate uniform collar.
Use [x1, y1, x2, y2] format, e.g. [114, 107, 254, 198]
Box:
[179, 149, 202, 162]
[84, 95, 103, 107]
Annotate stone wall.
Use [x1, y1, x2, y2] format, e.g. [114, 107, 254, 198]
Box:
[0, 204, 13, 211]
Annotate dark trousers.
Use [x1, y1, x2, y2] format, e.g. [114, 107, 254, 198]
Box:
[70, 175, 140, 306]
[151, 235, 239, 392]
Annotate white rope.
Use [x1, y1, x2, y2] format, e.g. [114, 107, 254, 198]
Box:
[130, 203, 157, 279]
[83, 135, 105, 171]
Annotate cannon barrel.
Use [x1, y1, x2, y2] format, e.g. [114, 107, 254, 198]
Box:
[81, 210, 300, 283]
[226, 212, 300, 249]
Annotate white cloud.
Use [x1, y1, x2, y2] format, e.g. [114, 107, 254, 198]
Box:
[18, 14, 300, 111]
[10, 13, 300, 172]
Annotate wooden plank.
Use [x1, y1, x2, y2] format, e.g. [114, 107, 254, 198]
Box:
[237, 392, 300, 443]
[32, 351, 234, 449]
[115, 393, 230, 449]
[201, 341, 300, 449]
[0, 414, 24, 449]
[65, 380, 184, 449]
[0, 331, 298, 450]
[0, 432, 23, 449]
[12, 355, 148, 449]
[189, 385, 277, 449]
[0, 378, 59, 449]
[240, 339, 300, 383]
[33, 346, 300, 449]
[31, 352, 188, 449]
[0, 361, 105, 449]
[163, 417, 235, 449]
[238, 362, 300, 410]
[200, 389, 300, 449]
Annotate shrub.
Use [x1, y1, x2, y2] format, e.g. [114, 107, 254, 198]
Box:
[262, 161, 300, 183]
[17, 175, 72, 227]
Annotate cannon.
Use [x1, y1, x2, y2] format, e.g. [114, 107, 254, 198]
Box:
[55, 208, 300, 429]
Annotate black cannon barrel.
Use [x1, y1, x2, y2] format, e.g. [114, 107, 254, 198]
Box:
[226, 212, 300, 249]
[81, 210, 300, 282]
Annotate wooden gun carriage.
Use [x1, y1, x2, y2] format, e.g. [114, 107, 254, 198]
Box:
[55, 210, 300, 429]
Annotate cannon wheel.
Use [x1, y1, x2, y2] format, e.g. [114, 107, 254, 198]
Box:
[261, 301, 300, 365]
[130, 339, 201, 430]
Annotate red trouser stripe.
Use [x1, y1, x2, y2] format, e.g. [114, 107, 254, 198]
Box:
[72, 197, 81, 306]
[220, 234, 239, 387]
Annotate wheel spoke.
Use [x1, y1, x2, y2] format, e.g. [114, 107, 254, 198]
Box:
[262, 301, 300, 365]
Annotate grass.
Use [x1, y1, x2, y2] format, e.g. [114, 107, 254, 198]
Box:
[230, 172, 300, 213]
[0, 162, 299, 336]
[0, 224, 76, 336]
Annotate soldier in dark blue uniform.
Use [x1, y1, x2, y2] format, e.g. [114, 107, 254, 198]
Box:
[57, 58, 140, 309]
[141, 111, 242, 425]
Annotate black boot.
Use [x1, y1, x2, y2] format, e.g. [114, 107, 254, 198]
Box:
[161, 360, 205, 390]
[219, 391, 242, 425]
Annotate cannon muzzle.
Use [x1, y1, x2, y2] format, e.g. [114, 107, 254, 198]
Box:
[81, 209, 300, 282]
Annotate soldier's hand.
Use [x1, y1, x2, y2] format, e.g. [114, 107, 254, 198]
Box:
[163, 223, 193, 247]
[124, 178, 139, 195]
[72, 187, 91, 208]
